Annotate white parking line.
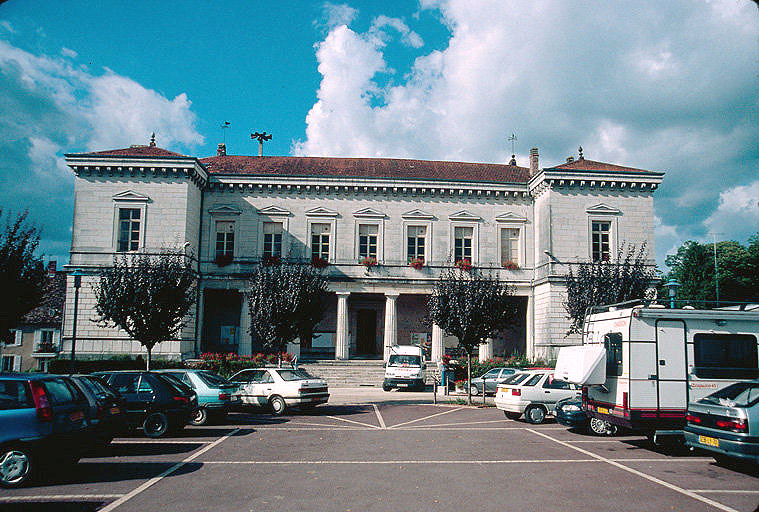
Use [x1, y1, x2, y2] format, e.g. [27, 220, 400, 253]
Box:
[99, 428, 240, 512]
[527, 428, 739, 512]
[387, 407, 463, 429]
[373, 404, 387, 429]
[402, 419, 510, 428]
[325, 415, 381, 429]
[689, 490, 759, 494]
[0, 494, 125, 503]
[111, 440, 213, 444]
[203, 459, 600, 464]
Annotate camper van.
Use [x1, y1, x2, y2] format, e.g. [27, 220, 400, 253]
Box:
[555, 304, 759, 438]
[383, 345, 426, 391]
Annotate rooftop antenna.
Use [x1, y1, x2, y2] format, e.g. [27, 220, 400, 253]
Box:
[508, 133, 517, 165]
[251, 131, 272, 157]
[220, 121, 230, 143]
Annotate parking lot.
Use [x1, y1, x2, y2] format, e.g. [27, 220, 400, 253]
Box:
[2, 402, 757, 512]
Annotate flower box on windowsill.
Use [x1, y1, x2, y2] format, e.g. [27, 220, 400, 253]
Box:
[261, 255, 281, 267]
[215, 254, 234, 267]
[455, 259, 473, 272]
[34, 343, 57, 354]
[360, 256, 378, 269]
[408, 258, 425, 270]
[502, 261, 520, 270]
[311, 256, 329, 269]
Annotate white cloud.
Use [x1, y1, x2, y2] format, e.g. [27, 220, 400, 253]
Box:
[370, 16, 424, 49]
[60, 47, 78, 59]
[319, 3, 358, 30]
[704, 181, 759, 240]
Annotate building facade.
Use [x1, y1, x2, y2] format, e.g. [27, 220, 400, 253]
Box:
[61, 140, 663, 363]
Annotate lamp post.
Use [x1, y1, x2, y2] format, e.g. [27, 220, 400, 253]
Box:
[70, 270, 83, 374]
[664, 279, 680, 309]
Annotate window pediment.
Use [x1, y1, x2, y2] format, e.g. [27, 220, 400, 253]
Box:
[586, 203, 621, 215]
[401, 209, 433, 220]
[258, 205, 291, 216]
[112, 190, 149, 202]
[449, 210, 481, 221]
[305, 207, 339, 217]
[208, 204, 242, 216]
[495, 212, 527, 223]
[353, 207, 386, 218]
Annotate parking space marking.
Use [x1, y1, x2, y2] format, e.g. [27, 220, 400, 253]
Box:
[527, 428, 739, 512]
[0, 495, 125, 503]
[324, 414, 381, 429]
[99, 428, 240, 512]
[203, 459, 600, 465]
[253, 426, 371, 431]
[279, 420, 360, 428]
[373, 404, 387, 429]
[402, 418, 509, 428]
[610, 458, 715, 463]
[689, 490, 759, 494]
[111, 439, 213, 444]
[387, 406, 463, 429]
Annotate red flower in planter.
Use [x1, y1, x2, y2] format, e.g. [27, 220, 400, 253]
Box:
[455, 258, 473, 272]
[262, 255, 281, 266]
[409, 257, 425, 270]
[502, 260, 520, 270]
[311, 256, 329, 269]
[360, 256, 378, 268]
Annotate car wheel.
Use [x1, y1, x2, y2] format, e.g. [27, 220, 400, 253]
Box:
[504, 411, 521, 420]
[382, 383, 392, 392]
[471, 385, 480, 396]
[143, 412, 170, 438]
[0, 445, 33, 489]
[589, 417, 617, 436]
[190, 407, 209, 426]
[269, 395, 287, 416]
[525, 405, 547, 424]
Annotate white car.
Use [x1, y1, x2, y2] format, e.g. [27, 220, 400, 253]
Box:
[229, 367, 329, 416]
[494, 370, 581, 424]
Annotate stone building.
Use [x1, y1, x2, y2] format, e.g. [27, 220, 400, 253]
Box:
[61, 139, 663, 362]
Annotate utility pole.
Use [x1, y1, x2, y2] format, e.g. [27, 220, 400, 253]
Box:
[251, 131, 272, 156]
[712, 233, 720, 307]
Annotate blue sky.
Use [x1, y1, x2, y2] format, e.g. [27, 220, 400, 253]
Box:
[0, 0, 757, 269]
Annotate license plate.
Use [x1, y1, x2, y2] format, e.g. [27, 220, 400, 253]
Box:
[699, 435, 719, 447]
[110, 406, 120, 415]
[597, 407, 609, 415]
[70, 410, 84, 421]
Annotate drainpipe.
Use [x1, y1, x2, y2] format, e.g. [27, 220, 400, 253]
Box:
[193, 176, 205, 357]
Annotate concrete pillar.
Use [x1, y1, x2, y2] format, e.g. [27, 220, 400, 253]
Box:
[479, 337, 494, 362]
[383, 293, 399, 360]
[525, 294, 534, 360]
[239, 291, 252, 356]
[431, 324, 443, 362]
[335, 292, 350, 360]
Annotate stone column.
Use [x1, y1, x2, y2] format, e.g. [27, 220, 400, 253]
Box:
[383, 293, 399, 360]
[335, 292, 350, 360]
[525, 294, 534, 360]
[239, 292, 252, 356]
[479, 337, 494, 362]
[431, 323, 443, 362]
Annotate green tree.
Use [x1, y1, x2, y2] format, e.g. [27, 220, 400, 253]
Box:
[428, 267, 519, 405]
[93, 252, 197, 370]
[565, 242, 657, 334]
[0, 210, 46, 343]
[247, 263, 330, 353]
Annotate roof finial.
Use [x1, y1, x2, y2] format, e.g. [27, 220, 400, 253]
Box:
[578, 145, 583, 160]
[509, 154, 517, 166]
[251, 131, 272, 157]
[149, 132, 156, 147]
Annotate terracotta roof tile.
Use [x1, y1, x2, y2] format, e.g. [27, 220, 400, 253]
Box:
[546, 158, 654, 173]
[73, 146, 188, 158]
[20, 272, 66, 326]
[199, 155, 531, 183]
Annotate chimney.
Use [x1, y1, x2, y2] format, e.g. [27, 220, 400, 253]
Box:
[217, 143, 227, 156]
[529, 147, 539, 175]
[47, 260, 57, 276]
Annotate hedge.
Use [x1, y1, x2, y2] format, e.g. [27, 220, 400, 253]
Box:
[442, 354, 556, 382]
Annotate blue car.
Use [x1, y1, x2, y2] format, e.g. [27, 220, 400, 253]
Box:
[156, 369, 239, 425]
[0, 373, 90, 488]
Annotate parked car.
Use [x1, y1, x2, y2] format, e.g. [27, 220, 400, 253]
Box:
[684, 380, 759, 464]
[156, 369, 239, 425]
[230, 367, 329, 416]
[495, 369, 581, 424]
[69, 374, 127, 445]
[0, 373, 90, 488]
[92, 371, 197, 437]
[555, 396, 618, 436]
[469, 367, 518, 395]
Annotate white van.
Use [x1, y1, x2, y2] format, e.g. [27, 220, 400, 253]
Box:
[382, 345, 426, 391]
[555, 304, 759, 438]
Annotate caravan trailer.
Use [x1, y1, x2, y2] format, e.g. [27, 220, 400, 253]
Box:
[555, 304, 759, 438]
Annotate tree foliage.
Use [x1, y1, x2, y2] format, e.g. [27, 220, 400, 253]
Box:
[0, 209, 46, 343]
[663, 235, 759, 305]
[564, 242, 657, 335]
[93, 252, 197, 370]
[247, 263, 330, 353]
[428, 267, 519, 404]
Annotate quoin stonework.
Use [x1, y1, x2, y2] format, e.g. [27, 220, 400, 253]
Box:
[61, 139, 663, 363]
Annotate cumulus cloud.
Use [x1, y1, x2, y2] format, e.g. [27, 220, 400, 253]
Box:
[318, 3, 358, 30]
[294, 0, 759, 266]
[0, 39, 203, 263]
[704, 181, 759, 241]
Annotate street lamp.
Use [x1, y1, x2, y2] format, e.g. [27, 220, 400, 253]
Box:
[70, 269, 84, 374]
[664, 279, 680, 309]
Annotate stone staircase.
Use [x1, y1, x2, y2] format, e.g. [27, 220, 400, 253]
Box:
[298, 359, 440, 388]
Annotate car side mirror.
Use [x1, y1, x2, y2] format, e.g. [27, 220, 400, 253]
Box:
[382, 362, 386, 368]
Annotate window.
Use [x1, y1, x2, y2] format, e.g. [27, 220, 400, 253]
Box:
[262, 222, 283, 258]
[311, 223, 331, 261]
[693, 333, 758, 379]
[111, 373, 140, 394]
[215, 221, 235, 259]
[0, 381, 32, 410]
[137, 376, 154, 394]
[502, 373, 529, 385]
[592, 221, 611, 262]
[1, 355, 20, 372]
[7, 329, 22, 346]
[543, 375, 576, 390]
[454, 226, 473, 263]
[604, 332, 623, 376]
[44, 378, 76, 405]
[117, 208, 141, 252]
[523, 374, 544, 386]
[407, 225, 426, 262]
[358, 224, 378, 259]
[37, 329, 55, 352]
[500, 228, 520, 266]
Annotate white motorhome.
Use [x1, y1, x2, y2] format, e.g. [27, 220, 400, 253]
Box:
[555, 303, 759, 437]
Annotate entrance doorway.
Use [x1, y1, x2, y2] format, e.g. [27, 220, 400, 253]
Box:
[356, 310, 377, 356]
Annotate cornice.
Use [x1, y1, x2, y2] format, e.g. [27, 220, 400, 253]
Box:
[528, 168, 662, 197]
[66, 155, 208, 189]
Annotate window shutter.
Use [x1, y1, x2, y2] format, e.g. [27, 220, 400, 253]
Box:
[53, 330, 61, 351]
[13, 356, 21, 372]
[14, 330, 22, 346]
[33, 330, 41, 349]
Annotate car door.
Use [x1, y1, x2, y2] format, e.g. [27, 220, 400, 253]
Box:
[249, 370, 276, 406]
[541, 374, 579, 411]
[109, 374, 143, 426]
[481, 369, 501, 393]
[235, 370, 267, 406]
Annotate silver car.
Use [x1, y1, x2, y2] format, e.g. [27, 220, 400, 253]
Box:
[469, 367, 518, 395]
[684, 380, 759, 465]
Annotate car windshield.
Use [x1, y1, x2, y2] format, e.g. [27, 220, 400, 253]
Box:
[502, 373, 529, 385]
[482, 369, 501, 378]
[196, 371, 231, 387]
[388, 355, 421, 367]
[277, 369, 315, 381]
[700, 382, 759, 407]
